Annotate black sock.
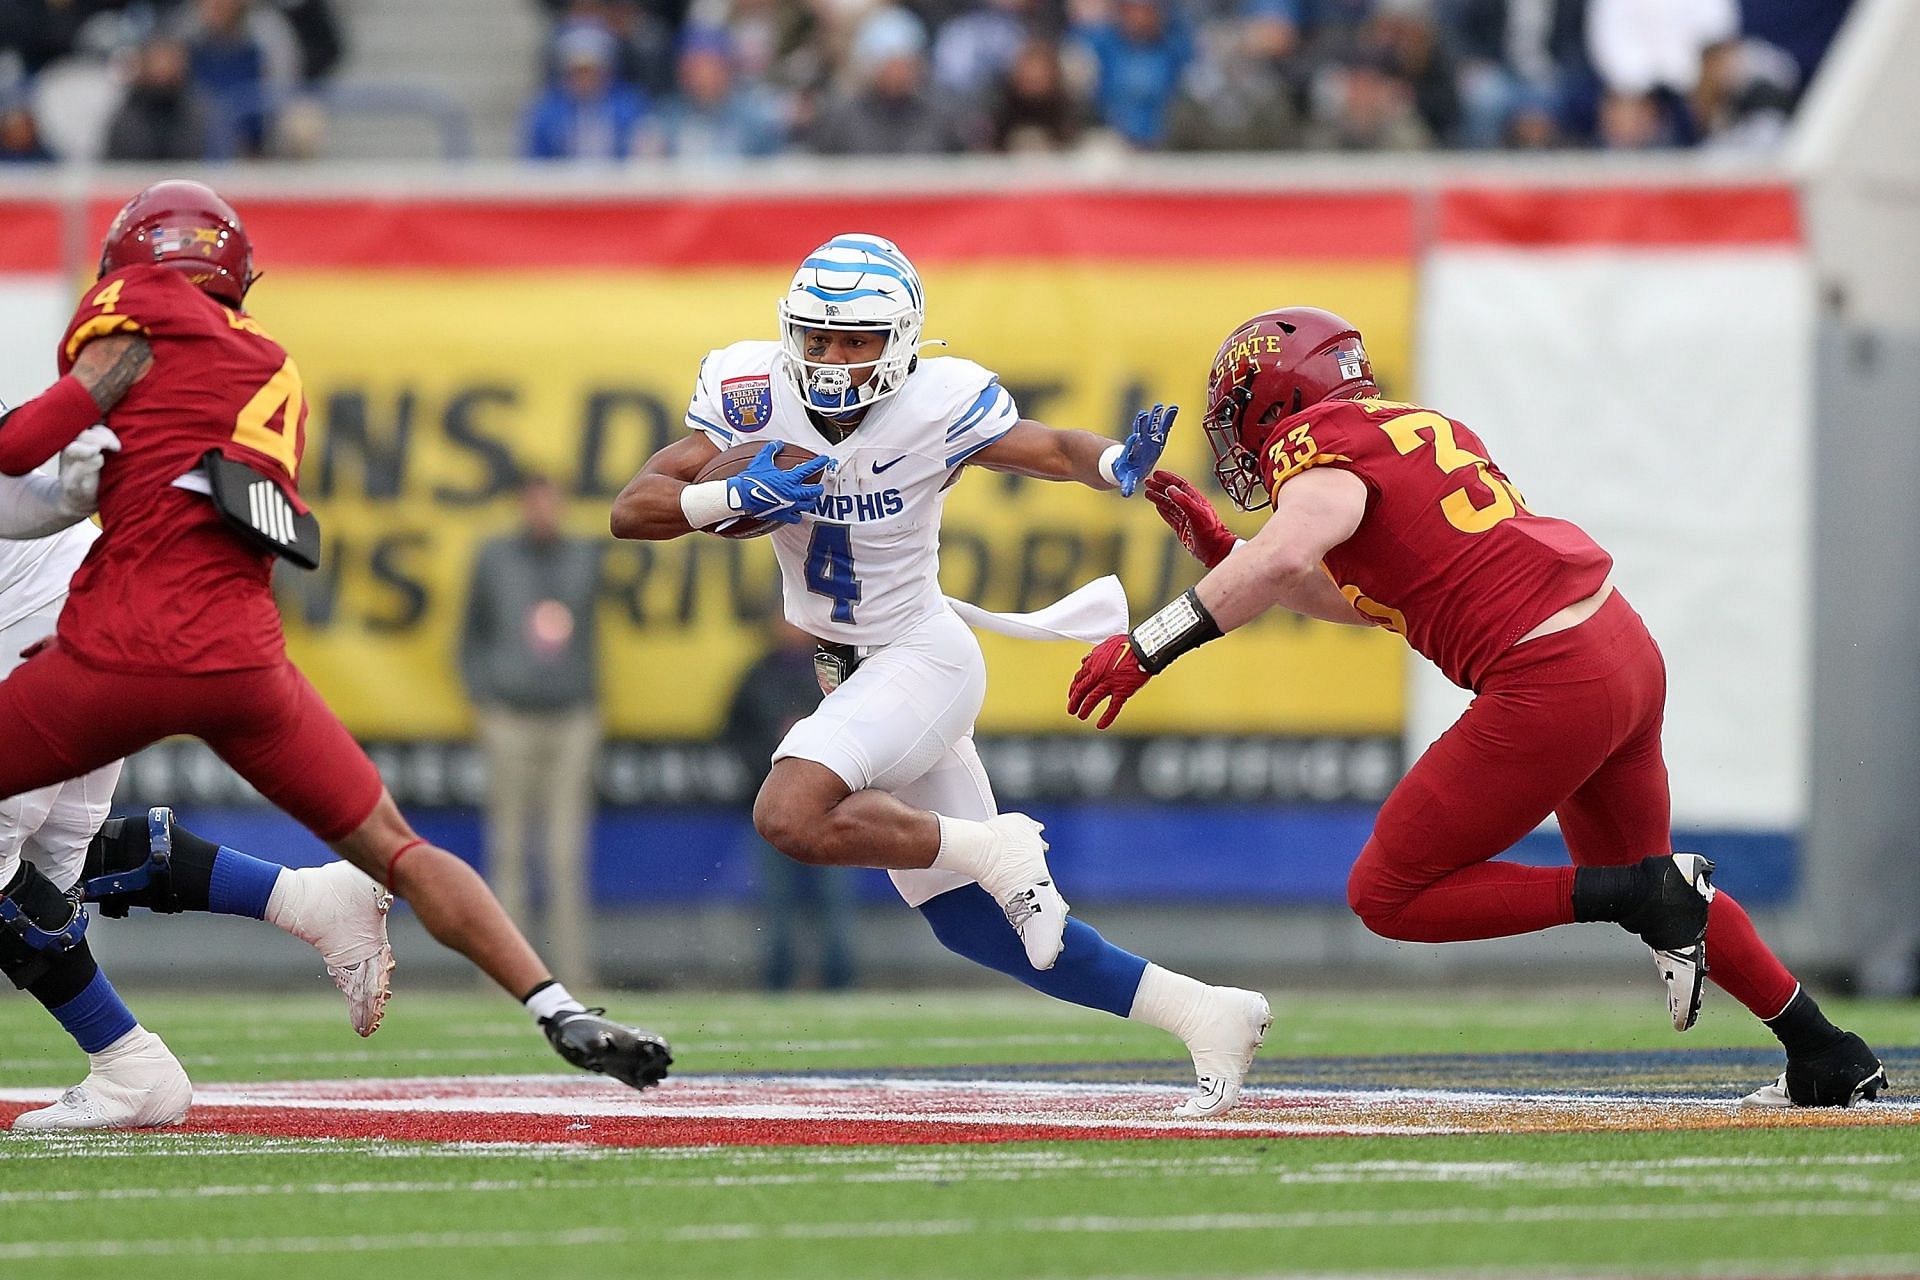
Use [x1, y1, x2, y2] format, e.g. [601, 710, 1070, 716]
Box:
[1571, 864, 1646, 923]
[1765, 988, 1846, 1058]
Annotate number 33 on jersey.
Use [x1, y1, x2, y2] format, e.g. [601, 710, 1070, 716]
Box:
[1259, 396, 1612, 691]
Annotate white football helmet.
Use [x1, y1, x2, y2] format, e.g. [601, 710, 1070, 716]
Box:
[777, 233, 924, 418]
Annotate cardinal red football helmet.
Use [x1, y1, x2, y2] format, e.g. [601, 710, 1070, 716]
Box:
[98, 180, 257, 307]
[1203, 307, 1377, 510]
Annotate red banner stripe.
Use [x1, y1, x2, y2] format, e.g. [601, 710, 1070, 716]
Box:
[0, 201, 66, 272]
[1439, 185, 1801, 248]
[81, 191, 1417, 271]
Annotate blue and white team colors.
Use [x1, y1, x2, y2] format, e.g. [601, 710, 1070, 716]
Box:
[687, 344, 1016, 646]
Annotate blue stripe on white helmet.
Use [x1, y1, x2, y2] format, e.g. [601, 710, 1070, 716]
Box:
[777, 233, 925, 418]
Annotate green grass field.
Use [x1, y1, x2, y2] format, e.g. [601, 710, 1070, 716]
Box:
[3, 988, 1917, 1280]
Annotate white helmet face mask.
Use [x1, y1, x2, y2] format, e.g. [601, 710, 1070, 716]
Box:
[777, 233, 925, 420]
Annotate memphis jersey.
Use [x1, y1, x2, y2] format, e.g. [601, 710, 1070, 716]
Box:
[687, 341, 1017, 645]
[1259, 397, 1611, 691]
[0, 469, 96, 634]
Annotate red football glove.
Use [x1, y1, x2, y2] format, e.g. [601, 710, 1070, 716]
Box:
[1145, 470, 1238, 569]
[1067, 634, 1153, 730]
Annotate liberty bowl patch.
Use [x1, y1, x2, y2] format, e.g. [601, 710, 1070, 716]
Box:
[721, 375, 773, 433]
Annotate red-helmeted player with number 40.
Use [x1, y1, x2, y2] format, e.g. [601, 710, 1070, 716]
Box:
[1068, 306, 1887, 1109]
[0, 181, 668, 1124]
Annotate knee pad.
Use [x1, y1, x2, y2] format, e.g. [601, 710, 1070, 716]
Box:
[80, 807, 178, 918]
[0, 860, 90, 990]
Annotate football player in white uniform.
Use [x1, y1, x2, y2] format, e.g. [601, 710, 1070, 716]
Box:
[0, 425, 394, 1130]
[614, 235, 1271, 1116]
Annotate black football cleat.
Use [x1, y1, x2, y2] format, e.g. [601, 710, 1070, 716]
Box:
[542, 1008, 672, 1091]
[1742, 1031, 1889, 1108]
[1618, 854, 1715, 1031]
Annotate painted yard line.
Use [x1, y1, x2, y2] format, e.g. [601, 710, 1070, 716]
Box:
[12, 1152, 1915, 1205]
[1, 1199, 1910, 1262]
[1070, 1259, 1920, 1280]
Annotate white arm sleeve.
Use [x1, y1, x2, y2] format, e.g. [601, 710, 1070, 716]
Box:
[0, 472, 85, 540]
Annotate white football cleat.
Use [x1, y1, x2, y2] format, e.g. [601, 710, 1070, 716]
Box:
[1173, 987, 1272, 1119]
[977, 813, 1069, 970]
[267, 860, 395, 1036]
[1643, 853, 1716, 1033]
[12, 1027, 191, 1131]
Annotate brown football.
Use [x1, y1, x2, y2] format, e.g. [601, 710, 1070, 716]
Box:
[692, 441, 822, 539]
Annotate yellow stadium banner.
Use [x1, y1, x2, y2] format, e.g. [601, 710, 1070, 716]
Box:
[251, 255, 1412, 741]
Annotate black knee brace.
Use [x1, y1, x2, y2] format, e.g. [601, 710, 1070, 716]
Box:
[0, 860, 89, 990]
[81, 807, 218, 917]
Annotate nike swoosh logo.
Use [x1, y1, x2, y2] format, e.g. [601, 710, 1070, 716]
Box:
[872, 455, 910, 474]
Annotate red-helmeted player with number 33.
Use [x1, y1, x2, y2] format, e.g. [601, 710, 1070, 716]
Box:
[0, 181, 668, 1106]
[1069, 306, 1887, 1109]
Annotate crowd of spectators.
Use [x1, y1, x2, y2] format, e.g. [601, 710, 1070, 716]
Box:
[0, 0, 1855, 164]
[0, 0, 340, 163]
[519, 0, 1853, 161]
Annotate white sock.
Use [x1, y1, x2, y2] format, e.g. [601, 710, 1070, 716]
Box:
[930, 814, 999, 882]
[1127, 963, 1214, 1042]
[524, 981, 585, 1024]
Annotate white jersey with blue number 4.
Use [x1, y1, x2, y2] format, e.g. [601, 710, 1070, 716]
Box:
[686, 340, 1017, 645]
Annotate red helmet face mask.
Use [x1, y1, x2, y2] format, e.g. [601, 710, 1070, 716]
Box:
[1203, 307, 1377, 511]
[98, 180, 258, 307]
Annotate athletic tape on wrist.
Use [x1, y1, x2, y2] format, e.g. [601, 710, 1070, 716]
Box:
[1097, 444, 1124, 488]
[679, 479, 737, 530]
[1129, 589, 1223, 674]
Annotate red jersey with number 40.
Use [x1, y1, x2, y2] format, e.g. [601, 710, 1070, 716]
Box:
[1258, 397, 1611, 691]
[55, 264, 309, 674]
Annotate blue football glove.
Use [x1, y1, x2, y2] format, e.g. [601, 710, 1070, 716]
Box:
[1114, 403, 1177, 498]
[727, 443, 832, 526]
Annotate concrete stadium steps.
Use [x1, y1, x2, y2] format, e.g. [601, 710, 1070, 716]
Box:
[323, 0, 545, 159]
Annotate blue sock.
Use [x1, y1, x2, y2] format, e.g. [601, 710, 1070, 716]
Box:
[207, 847, 283, 920]
[919, 884, 1149, 1016]
[49, 970, 139, 1054]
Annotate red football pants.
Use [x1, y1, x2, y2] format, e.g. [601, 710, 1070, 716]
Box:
[1347, 593, 1798, 1020]
[0, 641, 385, 843]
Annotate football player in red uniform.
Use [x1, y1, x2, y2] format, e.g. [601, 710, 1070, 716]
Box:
[0, 181, 668, 1122]
[1068, 307, 1886, 1109]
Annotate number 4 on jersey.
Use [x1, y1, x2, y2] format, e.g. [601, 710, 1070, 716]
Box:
[805, 523, 861, 624]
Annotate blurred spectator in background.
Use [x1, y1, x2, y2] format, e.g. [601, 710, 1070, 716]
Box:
[269, 0, 344, 84]
[645, 24, 786, 159]
[1306, 45, 1430, 149]
[1594, 79, 1671, 148]
[523, 19, 648, 159]
[1499, 81, 1563, 148]
[459, 474, 606, 990]
[1692, 35, 1797, 149]
[809, 5, 980, 155]
[0, 93, 54, 162]
[172, 0, 301, 156]
[1453, 0, 1588, 149]
[987, 37, 1096, 151]
[1586, 0, 1736, 147]
[722, 619, 855, 993]
[1071, 0, 1191, 149]
[1164, 20, 1300, 151]
[1358, 0, 1457, 144]
[932, 0, 1037, 98]
[543, 0, 676, 98]
[104, 35, 213, 161]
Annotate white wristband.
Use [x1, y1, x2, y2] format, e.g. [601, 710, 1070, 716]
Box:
[679, 479, 736, 529]
[1097, 443, 1124, 488]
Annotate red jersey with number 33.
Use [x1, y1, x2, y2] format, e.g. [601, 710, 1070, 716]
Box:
[54, 264, 309, 674]
[1258, 397, 1611, 691]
